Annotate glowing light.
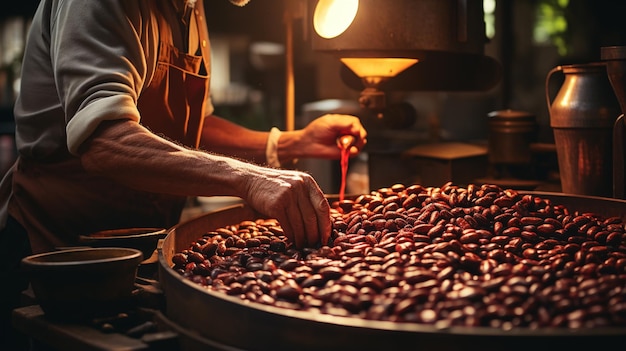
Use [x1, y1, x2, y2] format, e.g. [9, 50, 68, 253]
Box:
[313, 0, 359, 39]
[341, 58, 418, 82]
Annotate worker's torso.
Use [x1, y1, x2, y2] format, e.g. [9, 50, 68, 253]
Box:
[2, 0, 211, 252]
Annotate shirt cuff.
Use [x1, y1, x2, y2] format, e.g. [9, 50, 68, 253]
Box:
[66, 95, 140, 155]
[265, 127, 281, 168]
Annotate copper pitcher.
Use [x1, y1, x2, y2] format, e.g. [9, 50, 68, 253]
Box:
[546, 62, 621, 198]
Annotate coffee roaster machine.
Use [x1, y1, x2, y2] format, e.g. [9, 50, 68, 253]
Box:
[300, 0, 505, 193]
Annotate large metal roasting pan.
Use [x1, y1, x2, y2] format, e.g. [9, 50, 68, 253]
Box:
[158, 192, 626, 351]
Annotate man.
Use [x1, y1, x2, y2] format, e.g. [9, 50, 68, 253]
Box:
[0, 0, 367, 349]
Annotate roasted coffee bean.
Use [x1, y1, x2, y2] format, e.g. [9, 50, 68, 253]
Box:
[278, 258, 300, 271]
[460, 231, 480, 244]
[172, 252, 188, 267]
[187, 251, 205, 264]
[502, 227, 522, 237]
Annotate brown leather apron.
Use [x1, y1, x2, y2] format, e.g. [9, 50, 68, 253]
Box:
[7, 0, 211, 253]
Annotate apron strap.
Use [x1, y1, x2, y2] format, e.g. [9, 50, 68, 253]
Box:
[194, 2, 211, 77]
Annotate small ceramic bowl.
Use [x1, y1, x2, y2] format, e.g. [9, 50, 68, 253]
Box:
[78, 227, 167, 262]
[21, 247, 143, 321]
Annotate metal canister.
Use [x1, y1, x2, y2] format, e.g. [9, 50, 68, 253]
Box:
[546, 62, 621, 197]
[487, 109, 536, 165]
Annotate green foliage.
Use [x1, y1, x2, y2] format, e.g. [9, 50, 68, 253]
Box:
[534, 0, 570, 56]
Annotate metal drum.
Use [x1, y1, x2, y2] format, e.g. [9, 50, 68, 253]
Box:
[158, 192, 626, 351]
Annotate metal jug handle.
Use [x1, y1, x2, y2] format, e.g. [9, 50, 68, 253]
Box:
[614, 114, 625, 199]
[545, 65, 563, 109]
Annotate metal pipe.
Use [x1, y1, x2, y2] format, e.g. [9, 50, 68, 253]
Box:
[284, 2, 295, 132]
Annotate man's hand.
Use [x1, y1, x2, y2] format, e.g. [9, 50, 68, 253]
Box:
[241, 167, 331, 249]
[298, 114, 368, 159]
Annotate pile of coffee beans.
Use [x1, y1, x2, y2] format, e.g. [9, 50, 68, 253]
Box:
[171, 183, 626, 329]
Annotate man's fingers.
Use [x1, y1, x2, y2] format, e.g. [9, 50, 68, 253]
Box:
[300, 195, 319, 249]
[284, 200, 306, 249]
[247, 169, 330, 249]
[309, 183, 331, 246]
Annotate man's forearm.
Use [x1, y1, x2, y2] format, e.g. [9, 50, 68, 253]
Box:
[79, 119, 255, 197]
[199, 115, 303, 166]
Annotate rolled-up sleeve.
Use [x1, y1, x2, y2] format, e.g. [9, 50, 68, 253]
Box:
[50, 0, 157, 154]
